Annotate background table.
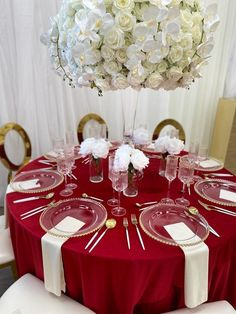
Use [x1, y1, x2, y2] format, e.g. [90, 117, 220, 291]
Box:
[6, 156, 236, 314]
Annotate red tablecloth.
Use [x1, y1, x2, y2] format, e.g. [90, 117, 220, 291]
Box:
[7, 156, 236, 314]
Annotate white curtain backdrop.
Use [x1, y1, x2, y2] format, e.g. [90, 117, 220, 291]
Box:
[0, 0, 236, 204]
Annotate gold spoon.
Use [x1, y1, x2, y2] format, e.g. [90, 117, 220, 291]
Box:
[89, 219, 116, 252]
[82, 193, 104, 202]
[13, 192, 55, 203]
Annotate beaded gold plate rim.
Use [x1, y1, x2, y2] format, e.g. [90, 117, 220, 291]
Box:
[194, 178, 236, 207]
[39, 197, 107, 238]
[10, 169, 64, 194]
[139, 204, 209, 247]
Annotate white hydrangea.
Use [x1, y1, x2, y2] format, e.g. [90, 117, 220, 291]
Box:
[42, 0, 219, 94]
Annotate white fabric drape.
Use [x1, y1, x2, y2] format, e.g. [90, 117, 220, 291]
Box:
[0, 0, 236, 204]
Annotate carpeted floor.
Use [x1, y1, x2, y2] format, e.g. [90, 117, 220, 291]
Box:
[0, 206, 15, 296]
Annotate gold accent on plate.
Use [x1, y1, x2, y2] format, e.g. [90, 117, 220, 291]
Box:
[77, 113, 108, 143]
[152, 119, 185, 142]
[39, 197, 107, 238]
[194, 178, 236, 207]
[0, 122, 32, 182]
[10, 169, 64, 194]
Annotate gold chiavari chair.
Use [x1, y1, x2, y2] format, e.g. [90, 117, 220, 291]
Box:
[152, 119, 186, 143]
[77, 113, 108, 143]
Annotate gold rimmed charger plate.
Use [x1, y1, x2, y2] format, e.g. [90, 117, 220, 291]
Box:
[195, 158, 223, 172]
[10, 169, 63, 193]
[139, 203, 209, 247]
[40, 198, 107, 238]
[194, 178, 236, 207]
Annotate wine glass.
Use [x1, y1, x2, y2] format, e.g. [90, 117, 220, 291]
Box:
[64, 145, 78, 190]
[65, 130, 77, 170]
[56, 152, 73, 197]
[111, 170, 128, 217]
[188, 141, 201, 181]
[175, 156, 195, 207]
[107, 154, 119, 206]
[160, 155, 178, 204]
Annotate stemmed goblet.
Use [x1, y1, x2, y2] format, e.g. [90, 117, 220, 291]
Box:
[175, 155, 195, 207]
[160, 155, 178, 204]
[111, 170, 128, 217]
[107, 154, 119, 206]
[56, 151, 73, 197]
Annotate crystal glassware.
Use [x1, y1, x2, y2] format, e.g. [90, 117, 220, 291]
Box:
[175, 156, 195, 207]
[107, 154, 119, 206]
[160, 155, 178, 204]
[111, 170, 128, 217]
[188, 141, 201, 181]
[64, 145, 77, 190]
[56, 151, 73, 197]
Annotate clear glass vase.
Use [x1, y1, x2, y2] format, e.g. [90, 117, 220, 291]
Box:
[89, 157, 103, 183]
[123, 168, 138, 197]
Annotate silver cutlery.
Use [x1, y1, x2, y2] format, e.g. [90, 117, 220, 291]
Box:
[82, 193, 104, 202]
[203, 173, 234, 177]
[123, 217, 130, 250]
[14, 192, 54, 203]
[135, 201, 158, 208]
[131, 214, 145, 250]
[38, 160, 55, 165]
[89, 219, 116, 253]
[198, 200, 236, 217]
[20, 200, 55, 220]
[187, 207, 220, 237]
[84, 229, 101, 250]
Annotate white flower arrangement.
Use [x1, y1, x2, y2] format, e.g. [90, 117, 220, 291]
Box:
[42, 0, 219, 95]
[114, 144, 149, 171]
[154, 135, 184, 154]
[133, 127, 149, 145]
[79, 137, 110, 159]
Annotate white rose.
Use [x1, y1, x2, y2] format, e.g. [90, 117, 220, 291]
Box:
[113, 0, 135, 11]
[167, 66, 183, 81]
[115, 48, 128, 63]
[92, 139, 110, 159]
[104, 27, 125, 50]
[169, 45, 183, 63]
[95, 78, 111, 91]
[165, 137, 184, 155]
[185, 0, 195, 7]
[171, 0, 182, 5]
[115, 11, 136, 32]
[133, 128, 149, 145]
[112, 74, 129, 89]
[103, 60, 122, 75]
[192, 12, 203, 25]
[145, 72, 163, 89]
[142, 61, 157, 73]
[80, 138, 96, 156]
[180, 33, 193, 51]
[154, 135, 169, 154]
[130, 149, 149, 171]
[127, 72, 145, 87]
[133, 3, 149, 21]
[180, 10, 193, 30]
[101, 45, 115, 61]
[157, 60, 168, 73]
[179, 72, 194, 88]
[114, 145, 132, 171]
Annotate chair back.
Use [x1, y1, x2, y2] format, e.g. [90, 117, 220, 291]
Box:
[0, 122, 32, 182]
[152, 119, 186, 142]
[77, 113, 108, 143]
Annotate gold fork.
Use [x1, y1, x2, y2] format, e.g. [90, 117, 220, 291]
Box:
[131, 214, 145, 250]
[123, 217, 130, 250]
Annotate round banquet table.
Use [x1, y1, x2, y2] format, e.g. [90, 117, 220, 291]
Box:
[6, 155, 236, 314]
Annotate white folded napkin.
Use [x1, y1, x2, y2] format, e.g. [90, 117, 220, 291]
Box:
[220, 189, 236, 202]
[146, 143, 155, 150]
[199, 159, 220, 168]
[41, 216, 85, 296]
[12, 179, 40, 191]
[164, 222, 209, 308]
[45, 151, 58, 158]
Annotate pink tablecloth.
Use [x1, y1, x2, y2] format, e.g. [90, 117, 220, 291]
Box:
[7, 156, 236, 314]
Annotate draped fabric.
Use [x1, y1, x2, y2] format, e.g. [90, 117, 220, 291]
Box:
[0, 0, 236, 204]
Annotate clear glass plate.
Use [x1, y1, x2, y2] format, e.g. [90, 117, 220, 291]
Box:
[40, 198, 107, 238]
[195, 158, 223, 172]
[139, 204, 209, 247]
[194, 179, 236, 206]
[44, 150, 81, 162]
[10, 169, 63, 193]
